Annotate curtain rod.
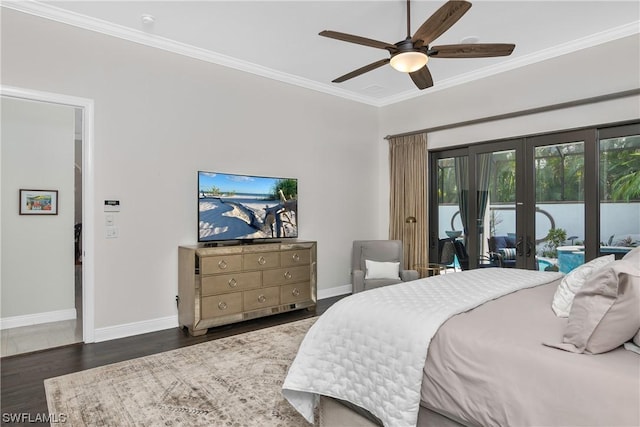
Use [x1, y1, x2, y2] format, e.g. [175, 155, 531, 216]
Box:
[384, 88, 640, 140]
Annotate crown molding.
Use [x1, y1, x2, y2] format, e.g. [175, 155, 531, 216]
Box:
[3, 1, 638, 108]
[1, 0, 381, 106]
[378, 20, 640, 107]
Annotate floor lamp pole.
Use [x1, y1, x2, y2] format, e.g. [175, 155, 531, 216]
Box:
[405, 216, 417, 270]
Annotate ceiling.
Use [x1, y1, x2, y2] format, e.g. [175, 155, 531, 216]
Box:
[6, 1, 640, 106]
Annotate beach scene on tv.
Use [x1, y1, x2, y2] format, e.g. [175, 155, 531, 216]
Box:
[199, 172, 298, 242]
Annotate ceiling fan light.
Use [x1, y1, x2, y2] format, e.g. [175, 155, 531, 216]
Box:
[390, 51, 428, 73]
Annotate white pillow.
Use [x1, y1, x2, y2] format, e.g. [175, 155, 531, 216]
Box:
[364, 260, 400, 280]
[551, 254, 614, 317]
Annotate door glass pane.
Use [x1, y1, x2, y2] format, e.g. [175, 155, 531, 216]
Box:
[600, 134, 640, 258]
[477, 150, 517, 267]
[535, 141, 584, 272]
[437, 156, 467, 271]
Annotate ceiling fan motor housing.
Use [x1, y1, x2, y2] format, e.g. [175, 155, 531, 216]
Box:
[394, 38, 425, 54]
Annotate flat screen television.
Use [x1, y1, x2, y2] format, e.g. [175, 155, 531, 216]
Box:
[198, 171, 298, 244]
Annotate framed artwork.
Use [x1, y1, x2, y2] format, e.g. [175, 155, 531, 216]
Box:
[19, 189, 58, 215]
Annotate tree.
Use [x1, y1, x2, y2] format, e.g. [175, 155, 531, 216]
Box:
[610, 152, 640, 202]
[601, 136, 640, 202]
[272, 179, 297, 200]
[611, 169, 640, 201]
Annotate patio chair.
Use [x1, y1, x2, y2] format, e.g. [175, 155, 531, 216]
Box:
[488, 235, 517, 268]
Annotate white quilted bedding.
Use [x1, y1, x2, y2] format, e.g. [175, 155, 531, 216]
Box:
[282, 268, 563, 427]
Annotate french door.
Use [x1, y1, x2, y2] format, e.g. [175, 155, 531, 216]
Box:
[468, 140, 528, 269]
[525, 130, 594, 271]
[429, 130, 597, 271]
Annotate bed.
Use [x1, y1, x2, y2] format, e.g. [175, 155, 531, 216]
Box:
[282, 258, 640, 427]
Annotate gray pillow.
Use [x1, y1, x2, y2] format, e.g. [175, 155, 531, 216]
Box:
[627, 248, 640, 347]
[622, 246, 640, 266]
[549, 260, 640, 354]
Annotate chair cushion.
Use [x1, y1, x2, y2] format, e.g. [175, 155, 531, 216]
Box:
[492, 235, 516, 250]
[499, 247, 517, 260]
[492, 236, 507, 250]
[363, 278, 403, 291]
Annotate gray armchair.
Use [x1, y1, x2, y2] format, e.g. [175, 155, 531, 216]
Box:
[351, 240, 419, 293]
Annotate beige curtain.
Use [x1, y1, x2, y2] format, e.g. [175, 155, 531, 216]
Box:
[389, 133, 428, 270]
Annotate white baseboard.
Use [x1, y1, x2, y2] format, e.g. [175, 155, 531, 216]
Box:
[0, 308, 77, 330]
[92, 287, 351, 343]
[93, 315, 178, 343]
[318, 284, 352, 300]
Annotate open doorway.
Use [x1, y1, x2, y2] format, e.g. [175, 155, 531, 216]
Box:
[1, 88, 94, 356]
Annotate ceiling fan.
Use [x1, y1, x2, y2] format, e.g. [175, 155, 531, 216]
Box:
[320, 0, 515, 90]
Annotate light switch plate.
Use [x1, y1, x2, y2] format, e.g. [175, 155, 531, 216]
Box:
[104, 200, 120, 212]
[105, 227, 119, 238]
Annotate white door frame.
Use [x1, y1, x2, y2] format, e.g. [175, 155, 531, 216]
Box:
[1, 85, 95, 343]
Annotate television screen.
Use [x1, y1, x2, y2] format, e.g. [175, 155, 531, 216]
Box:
[198, 171, 298, 243]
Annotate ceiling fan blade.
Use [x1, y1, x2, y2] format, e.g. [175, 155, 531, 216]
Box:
[332, 58, 390, 83]
[409, 66, 434, 90]
[320, 30, 397, 52]
[430, 43, 515, 58]
[412, 0, 472, 47]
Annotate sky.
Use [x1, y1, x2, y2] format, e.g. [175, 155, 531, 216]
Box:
[198, 171, 291, 195]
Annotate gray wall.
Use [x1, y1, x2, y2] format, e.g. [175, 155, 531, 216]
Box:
[1, 9, 380, 333]
[375, 34, 640, 236]
[1, 97, 76, 318]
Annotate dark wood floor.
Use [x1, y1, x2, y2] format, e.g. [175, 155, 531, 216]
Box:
[0, 295, 345, 426]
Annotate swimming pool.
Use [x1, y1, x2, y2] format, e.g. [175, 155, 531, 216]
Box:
[537, 258, 554, 271]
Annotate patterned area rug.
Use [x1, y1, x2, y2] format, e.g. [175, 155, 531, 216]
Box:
[45, 317, 317, 426]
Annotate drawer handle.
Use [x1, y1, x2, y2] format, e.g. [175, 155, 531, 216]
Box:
[257, 295, 267, 303]
[228, 278, 237, 288]
[292, 253, 300, 262]
[258, 256, 266, 265]
[218, 260, 228, 270]
[292, 288, 300, 297]
[284, 271, 292, 279]
[218, 301, 228, 310]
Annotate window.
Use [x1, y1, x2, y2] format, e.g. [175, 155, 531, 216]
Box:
[534, 142, 584, 202]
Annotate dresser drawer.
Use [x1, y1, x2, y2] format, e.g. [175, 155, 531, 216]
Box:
[201, 255, 242, 274]
[242, 251, 280, 270]
[201, 292, 243, 318]
[281, 249, 311, 267]
[201, 271, 261, 295]
[263, 265, 309, 286]
[243, 287, 280, 311]
[281, 283, 311, 304]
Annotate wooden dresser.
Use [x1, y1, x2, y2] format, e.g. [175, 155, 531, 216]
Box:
[178, 240, 317, 336]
